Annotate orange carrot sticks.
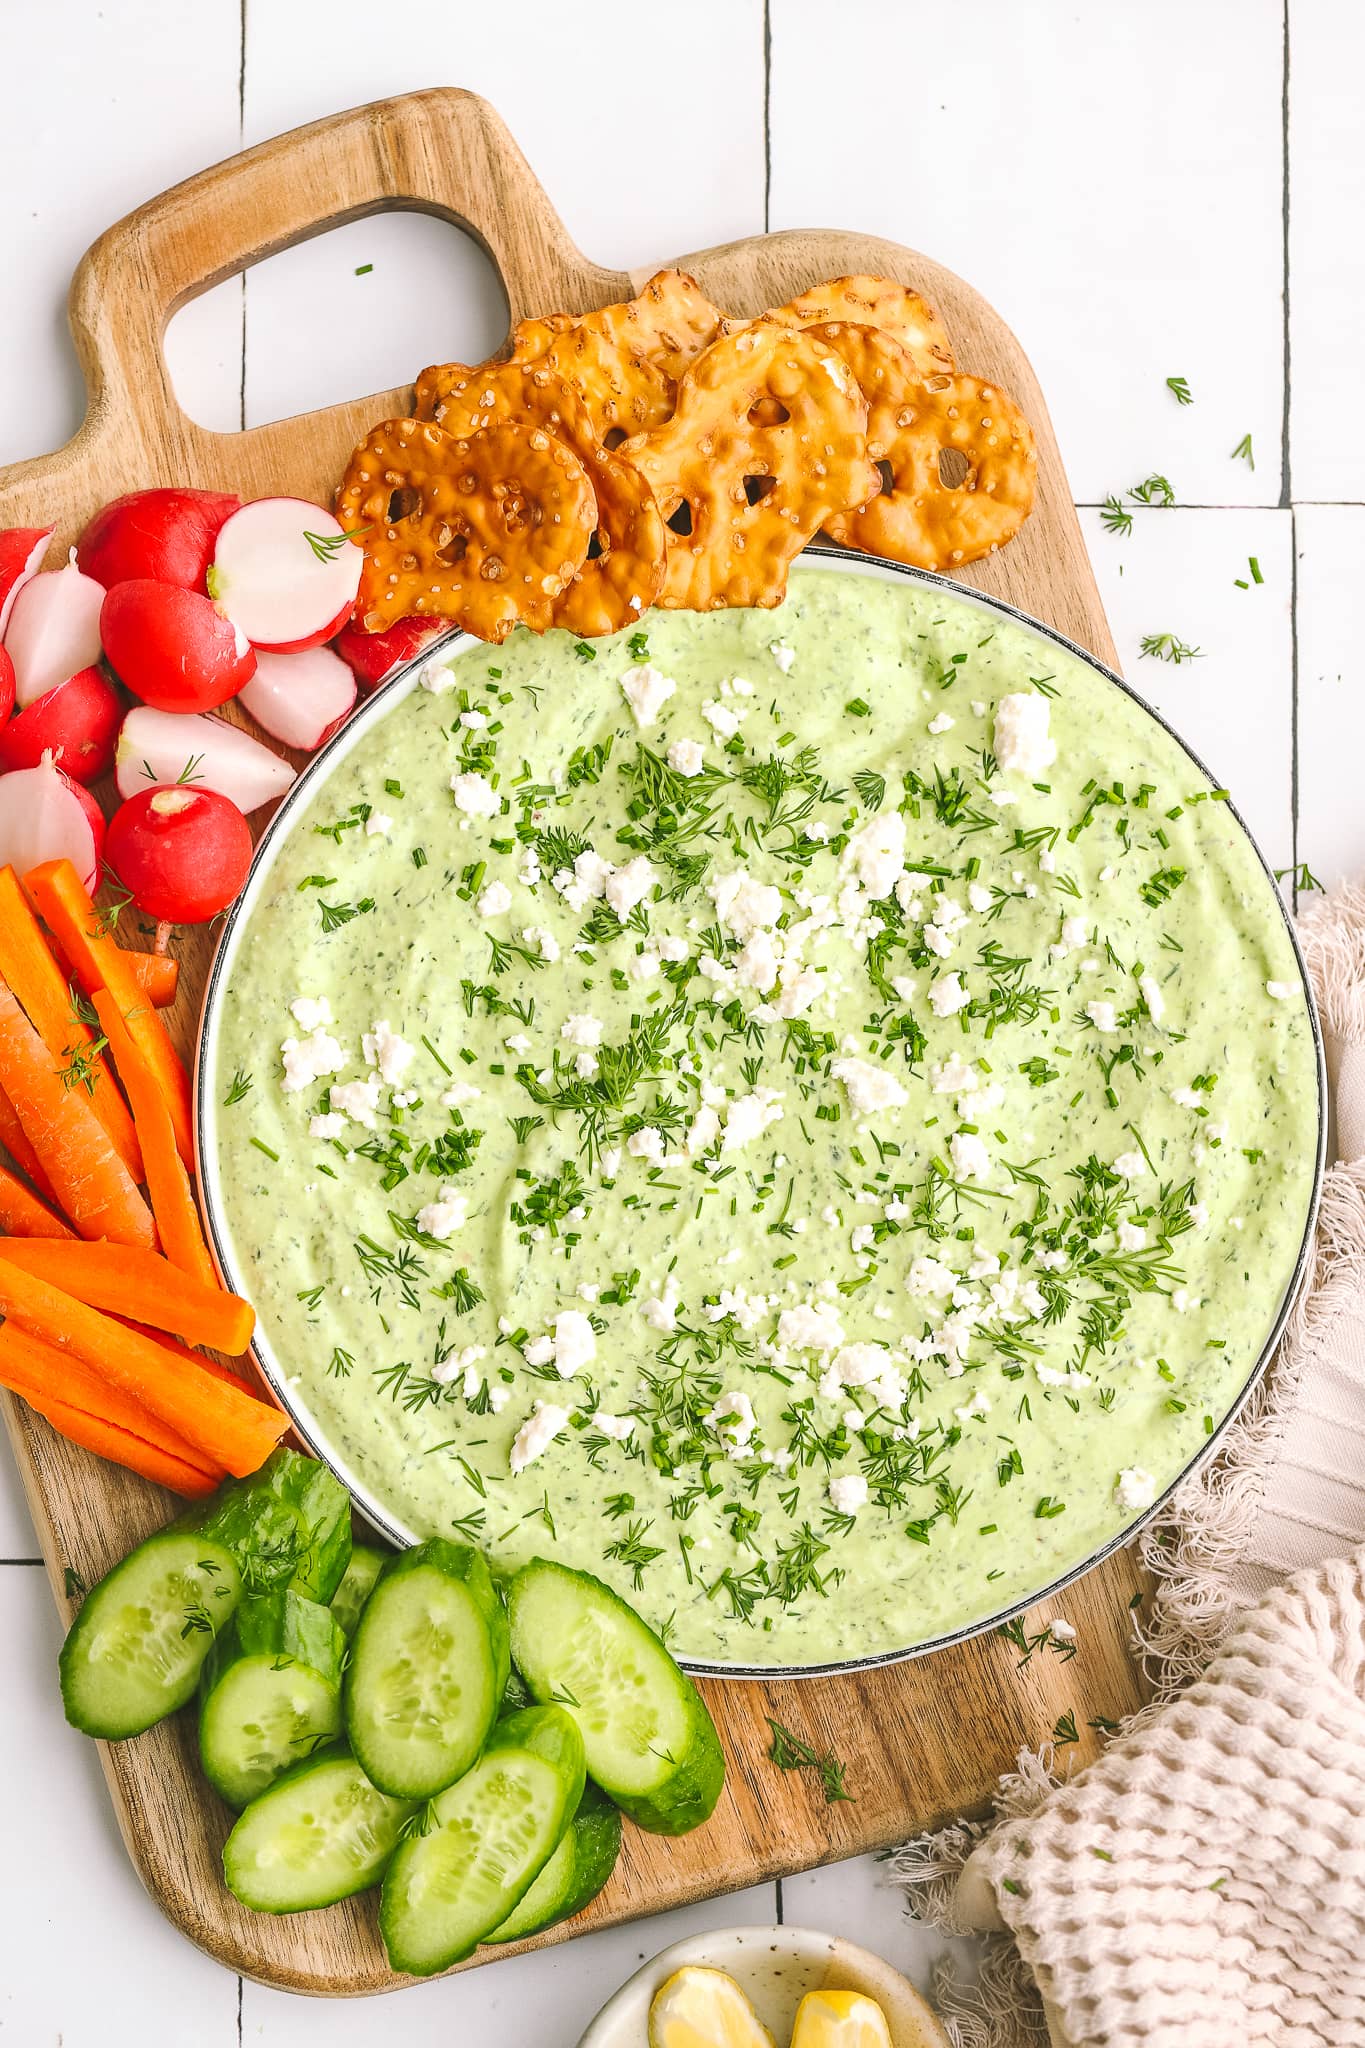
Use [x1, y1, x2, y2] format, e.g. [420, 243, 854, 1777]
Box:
[24, 860, 194, 1169]
[0, 979, 155, 1248]
[0, 1239, 254, 1355]
[0, 865, 142, 1181]
[92, 988, 214, 1285]
[21, 1393, 219, 1497]
[114, 1318, 264, 1404]
[0, 1321, 220, 1479]
[47, 932, 180, 1010]
[0, 1256, 285, 1476]
[0, 1160, 74, 1238]
[0, 1085, 58, 1201]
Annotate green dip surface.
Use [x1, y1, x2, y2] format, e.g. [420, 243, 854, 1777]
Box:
[210, 565, 1318, 1668]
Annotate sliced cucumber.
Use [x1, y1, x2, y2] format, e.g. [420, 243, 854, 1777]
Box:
[183, 1449, 352, 1603]
[199, 1590, 346, 1808]
[329, 1542, 387, 1639]
[501, 1666, 535, 1715]
[379, 1706, 584, 1974]
[485, 1782, 621, 1943]
[507, 1559, 724, 1835]
[344, 1539, 509, 1799]
[60, 1532, 241, 1739]
[223, 1743, 415, 1913]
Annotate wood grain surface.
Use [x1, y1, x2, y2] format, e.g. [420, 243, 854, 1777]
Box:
[0, 88, 1147, 1994]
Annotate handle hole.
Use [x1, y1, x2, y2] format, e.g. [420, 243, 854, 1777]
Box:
[165, 213, 508, 433]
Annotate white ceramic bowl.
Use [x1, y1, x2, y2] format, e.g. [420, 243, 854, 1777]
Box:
[575, 1924, 952, 2048]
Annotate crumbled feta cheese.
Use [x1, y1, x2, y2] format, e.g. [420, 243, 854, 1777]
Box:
[1171, 1085, 1203, 1109]
[828, 1472, 869, 1515]
[290, 995, 332, 1032]
[1139, 973, 1166, 1025]
[994, 691, 1058, 777]
[280, 1028, 347, 1092]
[1038, 848, 1057, 873]
[968, 881, 993, 914]
[950, 1131, 992, 1181]
[1117, 1221, 1148, 1251]
[308, 1112, 347, 1139]
[702, 698, 745, 740]
[1266, 980, 1297, 1000]
[929, 971, 970, 1018]
[365, 811, 393, 838]
[593, 1411, 637, 1442]
[734, 931, 780, 991]
[419, 658, 456, 694]
[363, 1020, 416, 1087]
[667, 737, 706, 777]
[441, 1080, 481, 1108]
[711, 871, 782, 940]
[450, 770, 499, 817]
[1188, 1200, 1210, 1229]
[504, 1032, 532, 1055]
[954, 1388, 991, 1421]
[523, 926, 560, 964]
[1086, 1000, 1120, 1033]
[549, 1309, 596, 1378]
[1049, 1616, 1077, 1642]
[907, 1255, 958, 1299]
[459, 708, 488, 730]
[708, 1389, 758, 1450]
[1114, 1466, 1157, 1512]
[685, 1104, 722, 1157]
[627, 1126, 666, 1165]
[641, 1278, 681, 1332]
[415, 1187, 469, 1240]
[831, 1056, 909, 1117]
[328, 1077, 382, 1128]
[892, 975, 918, 1002]
[1113, 1150, 1147, 1179]
[620, 663, 676, 727]
[476, 880, 512, 917]
[561, 1013, 604, 1050]
[605, 854, 657, 918]
[769, 640, 796, 673]
[844, 810, 906, 899]
[931, 1056, 980, 1095]
[509, 1401, 568, 1474]
[723, 1089, 785, 1151]
[777, 1300, 846, 1352]
[928, 711, 955, 735]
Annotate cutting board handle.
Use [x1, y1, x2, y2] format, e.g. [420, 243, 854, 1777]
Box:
[58, 88, 617, 467]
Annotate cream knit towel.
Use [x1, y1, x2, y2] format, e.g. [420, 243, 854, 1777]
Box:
[893, 882, 1365, 2048]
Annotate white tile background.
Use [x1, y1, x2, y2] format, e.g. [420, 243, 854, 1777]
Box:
[0, 1, 1358, 2040]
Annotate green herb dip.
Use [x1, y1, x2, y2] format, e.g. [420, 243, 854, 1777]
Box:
[210, 566, 1318, 1667]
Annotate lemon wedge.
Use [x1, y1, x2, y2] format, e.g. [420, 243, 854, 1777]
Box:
[648, 1966, 777, 2048]
[789, 1988, 893, 2048]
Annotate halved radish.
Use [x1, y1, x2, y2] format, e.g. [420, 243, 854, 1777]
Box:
[0, 646, 13, 724]
[0, 754, 104, 893]
[105, 785, 252, 923]
[115, 706, 294, 814]
[333, 613, 448, 689]
[0, 666, 122, 783]
[238, 644, 356, 752]
[78, 487, 240, 593]
[5, 551, 106, 706]
[100, 579, 256, 713]
[0, 526, 55, 638]
[211, 498, 363, 653]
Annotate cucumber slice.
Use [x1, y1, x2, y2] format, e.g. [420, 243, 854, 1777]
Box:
[60, 1532, 241, 1739]
[344, 1539, 509, 1799]
[223, 1743, 415, 1913]
[485, 1781, 621, 1942]
[329, 1542, 387, 1639]
[183, 1449, 352, 1603]
[501, 1666, 535, 1715]
[507, 1559, 724, 1835]
[379, 1706, 584, 1974]
[199, 1590, 346, 1808]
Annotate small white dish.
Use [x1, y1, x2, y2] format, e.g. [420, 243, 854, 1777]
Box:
[575, 1923, 952, 2048]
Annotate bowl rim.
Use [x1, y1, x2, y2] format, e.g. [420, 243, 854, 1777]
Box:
[195, 547, 1328, 1680]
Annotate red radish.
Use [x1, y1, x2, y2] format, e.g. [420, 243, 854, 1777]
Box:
[333, 614, 447, 689]
[0, 666, 121, 783]
[0, 646, 14, 725]
[0, 526, 55, 638]
[210, 498, 363, 653]
[0, 754, 104, 893]
[5, 550, 106, 707]
[238, 644, 356, 752]
[105, 785, 252, 923]
[78, 487, 239, 594]
[115, 706, 294, 814]
[100, 579, 256, 713]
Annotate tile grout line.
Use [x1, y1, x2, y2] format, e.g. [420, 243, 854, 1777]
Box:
[762, 0, 772, 233]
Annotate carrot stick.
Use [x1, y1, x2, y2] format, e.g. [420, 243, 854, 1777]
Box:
[47, 932, 179, 1009]
[0, 1321, 220, 1478]
[0, 1161, 74, 1239]
[0, 1256, 285, 1476]
[0, 979, 155, 1248]
[0, 1239, 254, 1354]
[0, 865, 142, 1181]
[24, 860, 194, 1169]
[114, 1318, 264, 1405]
[0, 1085, 58, 1201]
[92, 989, 214, 1285]
[21, 1392, 219, 1497]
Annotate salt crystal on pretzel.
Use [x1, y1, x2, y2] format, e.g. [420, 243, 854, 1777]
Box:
[408, 357, 665, 637]
[620, 318, 879, 612]
[769, 274, 955, 378]
[811, 325, 1038, 571]
[336, 417, 597, 644]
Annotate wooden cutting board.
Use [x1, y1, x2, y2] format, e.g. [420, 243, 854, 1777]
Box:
[0, 88, 1149, 1994]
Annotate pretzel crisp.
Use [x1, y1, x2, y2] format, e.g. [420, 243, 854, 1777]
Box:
[620, 318, 879, 611]
[507, 311, 575, 363]
[769, 274, 955, 377]
[810, 326, 1038, 570]
[409, 357, 665, 636]
[337, 418, 596, 642]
